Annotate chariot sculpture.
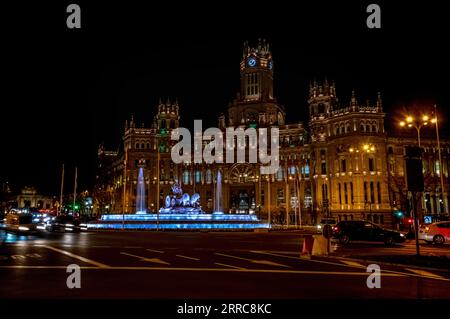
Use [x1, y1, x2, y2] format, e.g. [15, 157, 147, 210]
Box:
[159, 182, 204, 214]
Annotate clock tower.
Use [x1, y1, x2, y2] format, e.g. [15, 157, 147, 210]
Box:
[227, 39, 285, 127]
[240, 39, 274, 101]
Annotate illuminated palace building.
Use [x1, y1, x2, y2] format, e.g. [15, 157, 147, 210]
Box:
[95, 40, 450, 226]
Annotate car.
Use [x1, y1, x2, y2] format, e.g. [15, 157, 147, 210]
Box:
[316, 218, 337, 233]
[2, 212, 39, 234]
[332, 220, 406, 245]
[45, 215, 81, 232]
[418, 221, 450, 245]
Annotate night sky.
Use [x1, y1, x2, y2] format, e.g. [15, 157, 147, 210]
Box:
[2, 1, 448, 195]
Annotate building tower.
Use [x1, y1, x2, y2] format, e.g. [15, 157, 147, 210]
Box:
[227, 39, 285, 127]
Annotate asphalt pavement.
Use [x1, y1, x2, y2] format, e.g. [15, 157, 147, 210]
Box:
[1, 230, 449, 299]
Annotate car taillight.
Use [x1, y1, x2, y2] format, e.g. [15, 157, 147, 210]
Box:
[333, 226, 339, 232]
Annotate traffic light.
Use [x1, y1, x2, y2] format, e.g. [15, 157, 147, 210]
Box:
[407, 218, 413, 224]
[395, 211, 404, 218]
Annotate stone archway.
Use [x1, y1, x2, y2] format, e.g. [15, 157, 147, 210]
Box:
[228, 164, 257, 213]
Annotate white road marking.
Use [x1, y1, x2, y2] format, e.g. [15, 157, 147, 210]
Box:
[0, 265, 405, 276]
[146, 249, 164, 253]
[251, 250, 450, 282]
[405, 268, 445, 279]
[340, 260, 366, 268]
[120, 252, 170, 265]
[43, 245, 109, 268]
[214, 263, 246, 270]
[176, 254, 200, 261]
[215, 252, 290, 268]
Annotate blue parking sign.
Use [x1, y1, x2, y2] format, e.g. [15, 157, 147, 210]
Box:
[424, 215, 432, 224]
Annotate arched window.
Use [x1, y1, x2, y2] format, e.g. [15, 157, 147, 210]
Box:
[160, 120, 166, 129]
[170, 120, 176, 129]
[289, 166, 296, 176]
[182, 171, 190, 185]
[146, 143, 150, 149]
[372, 124, 377, 132]
[302, 164, 310, 178]
[141, 143, 145, 149]
[195, 171, 202, 183]
[340, 125, 344, 134]
[206, 169, 212, 184]
[360, 122, 365, 132]
[276, 167, 284, 181]
[335, 126, 339, 135]
[135, 143, 140, 149]
[346, 123, 351, 133]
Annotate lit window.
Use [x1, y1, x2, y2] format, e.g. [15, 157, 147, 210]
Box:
[436, 160, 440, 176]
[276, 167, 284, 181]
[206, 169, 212, 184]
[195, 171, 202, 183]
[182, 171, 190, 185]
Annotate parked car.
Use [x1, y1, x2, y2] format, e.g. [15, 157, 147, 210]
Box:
[418, 221, 450, 245]
[333, 220, 406, 245]
[45, 215, 81, 232]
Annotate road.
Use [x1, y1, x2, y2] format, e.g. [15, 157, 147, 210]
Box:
[1, 230, 449, 299]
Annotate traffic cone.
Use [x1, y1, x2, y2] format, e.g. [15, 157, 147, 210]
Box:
[301, 235, 314, 257]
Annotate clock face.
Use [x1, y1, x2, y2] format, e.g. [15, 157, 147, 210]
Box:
[268, 61, 273, 69]
[248, 58, 256, 67]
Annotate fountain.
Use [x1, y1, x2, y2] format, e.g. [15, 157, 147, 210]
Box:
[136, 167, 146, 214]
[90, 175, 269, 230]
[214, 170, 223, 213]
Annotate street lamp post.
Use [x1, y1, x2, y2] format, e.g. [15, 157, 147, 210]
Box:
[400, 110, 447, 217]
[399, 115, 431, 147]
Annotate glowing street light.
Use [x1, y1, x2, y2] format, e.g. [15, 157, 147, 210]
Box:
[399, 114, 432, 147]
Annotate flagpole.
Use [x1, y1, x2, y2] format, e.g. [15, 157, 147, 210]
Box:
[73, 166, 77, 215]
[59, 163, 65, 215]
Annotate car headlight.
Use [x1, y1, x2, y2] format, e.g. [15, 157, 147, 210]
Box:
[18, 226, 29, 231]
[317, 225, 322, 229]
[66, 224, 74, 227]
[400, 233, 405, 237]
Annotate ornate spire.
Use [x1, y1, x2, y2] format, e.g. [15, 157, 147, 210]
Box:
[351, 90, 357, 107]
[376, 92, 382, 108]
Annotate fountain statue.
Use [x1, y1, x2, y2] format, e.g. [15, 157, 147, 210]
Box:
[159, 182, 204, 214]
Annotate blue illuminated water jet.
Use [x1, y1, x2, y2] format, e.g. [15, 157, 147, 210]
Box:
[136, 167, 146, 214]
[214, 170, 223, 213]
